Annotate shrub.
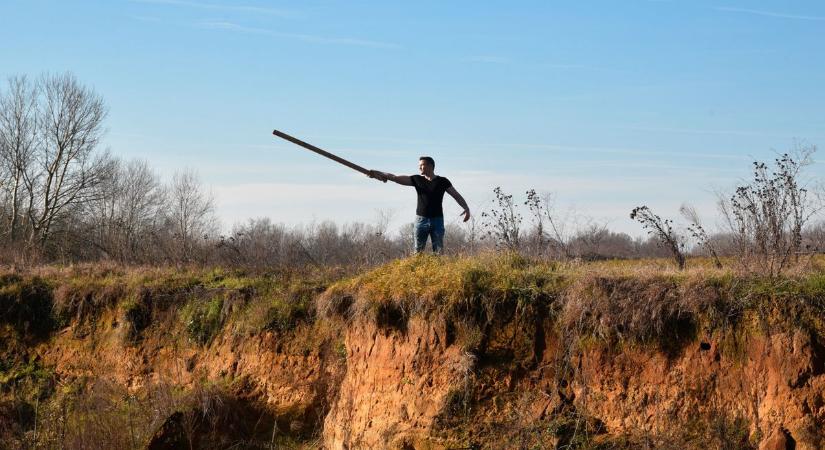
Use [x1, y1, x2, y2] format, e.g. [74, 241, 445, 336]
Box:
[719, 146, 820, 276]
[681, 204, 723, 269]
[262, 295, 311, 333]
[481, 187, 522, 251]
[183, 295, 225, 345]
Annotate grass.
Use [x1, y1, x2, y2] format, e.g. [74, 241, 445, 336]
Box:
[181, 293, 226, 345]
[319, 252, 568, 327]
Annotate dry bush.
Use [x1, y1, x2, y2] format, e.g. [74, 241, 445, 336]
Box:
[719, 145, 823, 276]
[681, 204, 723, 269]
[630, 206, 686, 270]
[524, 189, 580, 259]
[481, 187, 522, 251]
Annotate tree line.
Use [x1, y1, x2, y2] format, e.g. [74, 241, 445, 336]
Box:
[0, 73, 215, 264]
[2, 73, 821, 273]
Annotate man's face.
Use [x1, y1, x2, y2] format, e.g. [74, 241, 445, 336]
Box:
[419, 160, 433, 175]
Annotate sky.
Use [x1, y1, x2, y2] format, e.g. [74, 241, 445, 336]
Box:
[2, 0, 824, 236]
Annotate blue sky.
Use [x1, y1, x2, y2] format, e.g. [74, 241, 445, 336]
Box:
[2, 0, 824, 235]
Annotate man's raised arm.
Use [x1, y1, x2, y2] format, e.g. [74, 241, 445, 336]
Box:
[446, 186, 471, 222]
[368, 170, 413, 186]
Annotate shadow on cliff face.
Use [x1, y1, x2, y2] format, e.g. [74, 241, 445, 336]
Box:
[145, 394, 304, 450]
[561, 276, 706, 360]
[0, 274, 55, 340]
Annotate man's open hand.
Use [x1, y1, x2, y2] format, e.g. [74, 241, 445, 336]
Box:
[460, 209, 471, 222]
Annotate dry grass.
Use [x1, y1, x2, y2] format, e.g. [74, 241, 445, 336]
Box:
[318, 252, 567, 325]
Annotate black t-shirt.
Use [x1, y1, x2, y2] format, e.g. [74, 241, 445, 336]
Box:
[411, 175, 452, 218]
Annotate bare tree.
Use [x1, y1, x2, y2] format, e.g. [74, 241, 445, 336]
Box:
[630, 206, 686, 269]
[24, 73, 111, 248]
[0, 76, 38, 242]
[84, 158, 166, 261]
[83, 157, 123, 258]
[117, 159, 167, 261]
[570, 221, 611, 260]
[168, 168, 215, 262]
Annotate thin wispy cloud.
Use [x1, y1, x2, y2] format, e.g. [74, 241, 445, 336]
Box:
[619, 125, 796, 138]
[543, 63, 633, 76]
[197, 20, 401, 49]
[462, 55, 509, 64]
[715, 6, 825, 21]
[130, 15, 164, 23]
[306, 135, 439, 146]
[543, 63, 588, 70]
[131, 0, 295, 17]
[468, 142, 748, 161]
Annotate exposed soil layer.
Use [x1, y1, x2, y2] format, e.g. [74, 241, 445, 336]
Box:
[2, 261, 824, 449]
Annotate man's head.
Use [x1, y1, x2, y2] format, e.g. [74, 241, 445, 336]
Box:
[419, 156, 435, 176]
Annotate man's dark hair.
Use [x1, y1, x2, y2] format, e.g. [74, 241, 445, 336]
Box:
[419, 156, 435, 168]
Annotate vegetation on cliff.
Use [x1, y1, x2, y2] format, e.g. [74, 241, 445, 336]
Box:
[1, 255, 824, 448]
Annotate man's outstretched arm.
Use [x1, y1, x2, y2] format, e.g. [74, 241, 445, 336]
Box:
[446, 186, 471, 222]
[368, 170, 413, 186]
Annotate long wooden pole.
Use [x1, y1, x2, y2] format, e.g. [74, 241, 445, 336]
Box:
[272, 129, 371, 176]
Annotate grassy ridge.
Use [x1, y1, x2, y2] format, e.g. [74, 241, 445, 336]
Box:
[1, 254, 823, 357]
[320, 253, 825, 351]
[1, 254, 824, 356]
[2, 255, 825, 448]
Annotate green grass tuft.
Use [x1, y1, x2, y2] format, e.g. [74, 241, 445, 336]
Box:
[182, 294, 226, 345]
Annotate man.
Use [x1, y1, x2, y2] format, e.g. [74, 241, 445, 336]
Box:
[369, 157, 471, 253]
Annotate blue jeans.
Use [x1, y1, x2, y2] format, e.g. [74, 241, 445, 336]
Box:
[414, 216, 445, 253]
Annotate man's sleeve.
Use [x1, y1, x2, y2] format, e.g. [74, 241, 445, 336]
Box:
[443, 177, 452, 190]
